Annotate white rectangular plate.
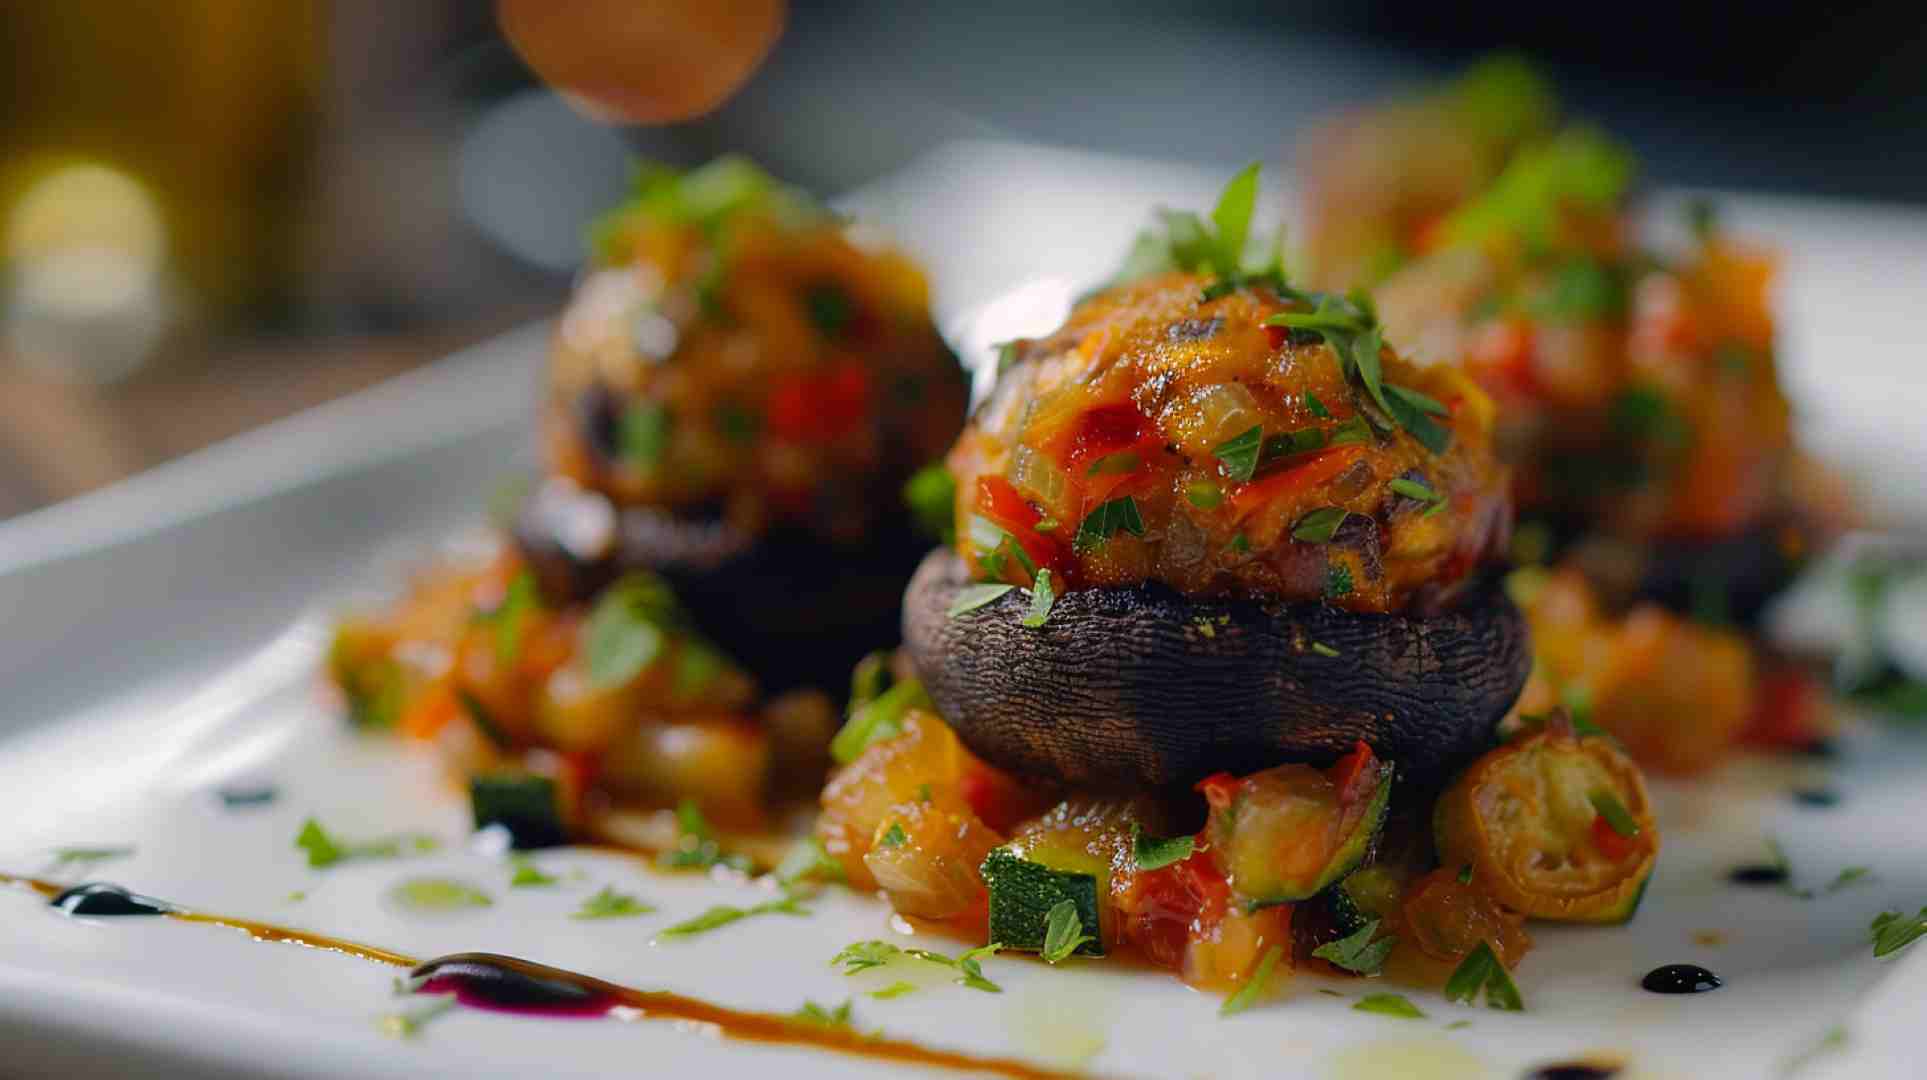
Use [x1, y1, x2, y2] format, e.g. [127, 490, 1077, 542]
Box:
[2, 141, 1924, 1079]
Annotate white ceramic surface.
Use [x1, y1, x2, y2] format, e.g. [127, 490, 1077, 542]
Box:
[2, 142, 1925, 1079]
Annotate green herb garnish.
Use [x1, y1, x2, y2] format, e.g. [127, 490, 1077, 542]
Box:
[1352, 992, 1426, 1019]
[1325, 562, 1355, 598]
[792, 998, 854, 1028]
[295, 818, 437, 870]
[1292, 507, 1349, 544]
[832, 940, 1001, 992]
[44, 846, 134, 873]
[509, 856, 558, 888]
[1444, 941, 1524, 1010]
[904, 463, 957, 543]
[948, 583, 1016, 617]
[1022, 568, 1057, 628]
[387, 877, 492, 912]
[656, 894, 809, 940]
[1041, 899, 1096, 964]
[1872, 908, 1927, 958]
[1186, 480, 1224, 509]
[829, 678, 933, 764]
[1389, 476, 1442, 505]
[774, 836, 845, 887]
[480, 571, 542, 663]
[573, 885, 656, 920]
[1588, 791, 1640, 838]
[1073, 496, 1146, 554]
[583, 573, 681, 688]
[1218, 945, 1284, 1017]
[1312, 918, 1396, 976]
[619, 403, 673, 469]
[803, 282, 854, 339]
[1457, 863, 1475, 884]
[1310, 641, 1340, 658]
[1132, 825, 1195, 871]
[869, 982, 917, 1000]
[1213, 426, 1264, 484]
[877, 822, 908, 849]
[1305, 392, 1332, 418]
[1086, 451, 1141, 477]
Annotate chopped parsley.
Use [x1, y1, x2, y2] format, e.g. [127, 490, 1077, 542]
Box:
[656, 893, 810, 940]
[948, 583, 1016, 617]
[877, 822, 908, 849]
[829, 678, 933, 764]
[1327, 415, 1373, 447]
[1457, 863, 1475, 884]
[1871, 908, 1927, 959]
[1352, 992, 1426, 1019]
[295, 818, 437, 870]
[1534, 257, 1627, 323]
[1086, 450, 1141, 477]
[1073, 496, 1146, 553]
[1444, 941, 1524, 1010]
[1112, 162, 1281, 295]
[1305, 392, 1332, 418]
[967, 514, 1039, 581]
[1185, 480, 1224, 509]
[869, 981, 917, 1000]
[1388, 476, 1442, 505]
[583, 573, 681, 688]
[1309, 641, 1340, 658]
[1218, 945, 1284, 1017]
[791, 999, 854, 1028]
[1262, 426, 1327, 463]
[480, 571, 542, 663]
[657, 799, 754, 873]
[508, 856, 558, 888]
[1021, 568, 1057, 628]
[387, 877, 492, 912]
[1291, 507, 1349, 544]
[1132, 825, 1195, 871]
[1311, 918, 1396, 976]
[44, 846, 134, 873]
[1588, 791, 1640, 838]
[1213, 426, 1264, 484]
[1437, 128, 1634, 254]
[572, 885, 655, 920]
[1264, 293, 1452, 455]
[1041, 900, 1096, 964]
[1227, 533, 1251, 554]
[618, 403, 673, 469]
[904, 463, 957, 543]
[830, 940, 1002, 993]
[1325, 562, 1355, 599]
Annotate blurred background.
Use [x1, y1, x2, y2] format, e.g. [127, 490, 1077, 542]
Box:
[3, 0, 1923, 520]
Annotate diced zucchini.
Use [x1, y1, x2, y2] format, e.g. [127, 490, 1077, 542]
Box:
[980, 846, 1104, 957]
[470, 773, 566, 850]
[1202, 750, 1393, 907]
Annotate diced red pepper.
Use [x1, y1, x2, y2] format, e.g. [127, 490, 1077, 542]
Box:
[1121, 848, 1230, 972]
[1590, 812, 1637, 862]
[957, 760, 1043, 835]
[1744, 667, 1830, 749]
[1328, 740, 1377, 801]
[973, 475, 1063, 575]
[1195, 771, 1240, 812]
[1229, 445, 1365, 519]
[1044, 403, 1152, 476]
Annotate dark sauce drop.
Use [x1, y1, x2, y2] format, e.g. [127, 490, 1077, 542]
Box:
[1525, 1065, 1619, 1080]
[1728, 863, 1790, 886]
[1641, 963, 1722, 994]
[409, 953, 618, 1018]
[1792, 788, 1840, 808]
[217, 785, 278, 809]
[50, 882, 175, 917]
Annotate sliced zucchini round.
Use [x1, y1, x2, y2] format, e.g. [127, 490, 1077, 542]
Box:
[1201, 743, 1393, 907]
[1433, 722, 1658, 924]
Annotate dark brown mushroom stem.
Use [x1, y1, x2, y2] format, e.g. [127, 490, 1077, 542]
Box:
[514, 486, 925, 694]
[903, 548, 1530, 790]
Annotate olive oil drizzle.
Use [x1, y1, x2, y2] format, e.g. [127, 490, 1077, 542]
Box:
[0, 872, 1080, 1080]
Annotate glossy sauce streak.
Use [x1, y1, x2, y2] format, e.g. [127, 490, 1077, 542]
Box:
[2, 873, 1076, 1080]
[1641, 964, 1722, 994]
[1525, 1066, 1619, 1080]
[51, 883, 175, 917]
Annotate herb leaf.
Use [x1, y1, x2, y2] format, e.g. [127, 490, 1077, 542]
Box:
[1325, 562, 1355, 598]
[1218, 945, 1284, 1017]
[44, 846, 134, 873]
[1353, 992, 1426, 1019]
[1133, 825, 1195, 872]
[509, 857, 558, 888]
[1388, 476, 1441, 504]
[1292, 507, 1349, 544]
[1588, 791, 1640, 838]
[1872, 908, 1927, 959]
[295, 818, 437, 870]
[1305, 392, 1332, 419]
[774, 836, 845, 887]
[1022, 568, 1057, 628]
[573, 885, 656, 919]
[1211, 162, 1262, 275]
[1213, 425, 1264, 484]
[1073, 496, 1146, 554]
[949, 583, 1016, 617]
[829, 678, 933, 764]
[619, 403, 673, 469]
[584, 574, 681, 688]
[1312, 918, 1396, 976]
[905, 463, 957, 543]
[1444, 941, 1524, 1011]
[656, 894, 809, 940]
[657, 799, 754, 873]
[830, 940, 1002, 992]
[792, 999, 854, 1028]
[869, 981, 917, 1000]
[1041, 899, 1096, 963]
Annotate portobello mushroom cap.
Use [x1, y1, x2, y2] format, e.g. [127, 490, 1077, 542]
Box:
[904, 548, 1530, 790]
[514, 481, 922, 694]
[1549, 513, 1809, 629]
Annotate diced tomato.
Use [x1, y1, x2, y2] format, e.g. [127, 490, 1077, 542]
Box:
[1121, 848, 1230, 972]
[767, 363, 871, 444]
[957, 759, 1045, 834]
[1195, 771, 1240, 812]
[1043, 403, 1152, 476]
[1329, 740, 1377, 800]
[1466, 319, 1538, 401]
[1745, 667, 1830, 749]
[973, 475, 1063, 574]
[1229, 445, 1365, 519]
[1589, 813, 1637, 862]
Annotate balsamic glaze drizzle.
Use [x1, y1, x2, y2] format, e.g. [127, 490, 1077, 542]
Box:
[1728, 863, 1790, 886]
[50, 882, 175, 917]
[1641, 964, 1722, 994]
[1524, 1066, 1619, 1080]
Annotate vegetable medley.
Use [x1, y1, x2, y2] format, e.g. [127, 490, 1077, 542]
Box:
[546, 156, 966, 543]
[947, 166, 1511, 614]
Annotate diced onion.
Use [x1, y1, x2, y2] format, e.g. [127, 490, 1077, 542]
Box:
[1008, 444, 1073, 519]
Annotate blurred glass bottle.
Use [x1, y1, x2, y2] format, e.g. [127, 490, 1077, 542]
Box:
[0, 2, 321, 382]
